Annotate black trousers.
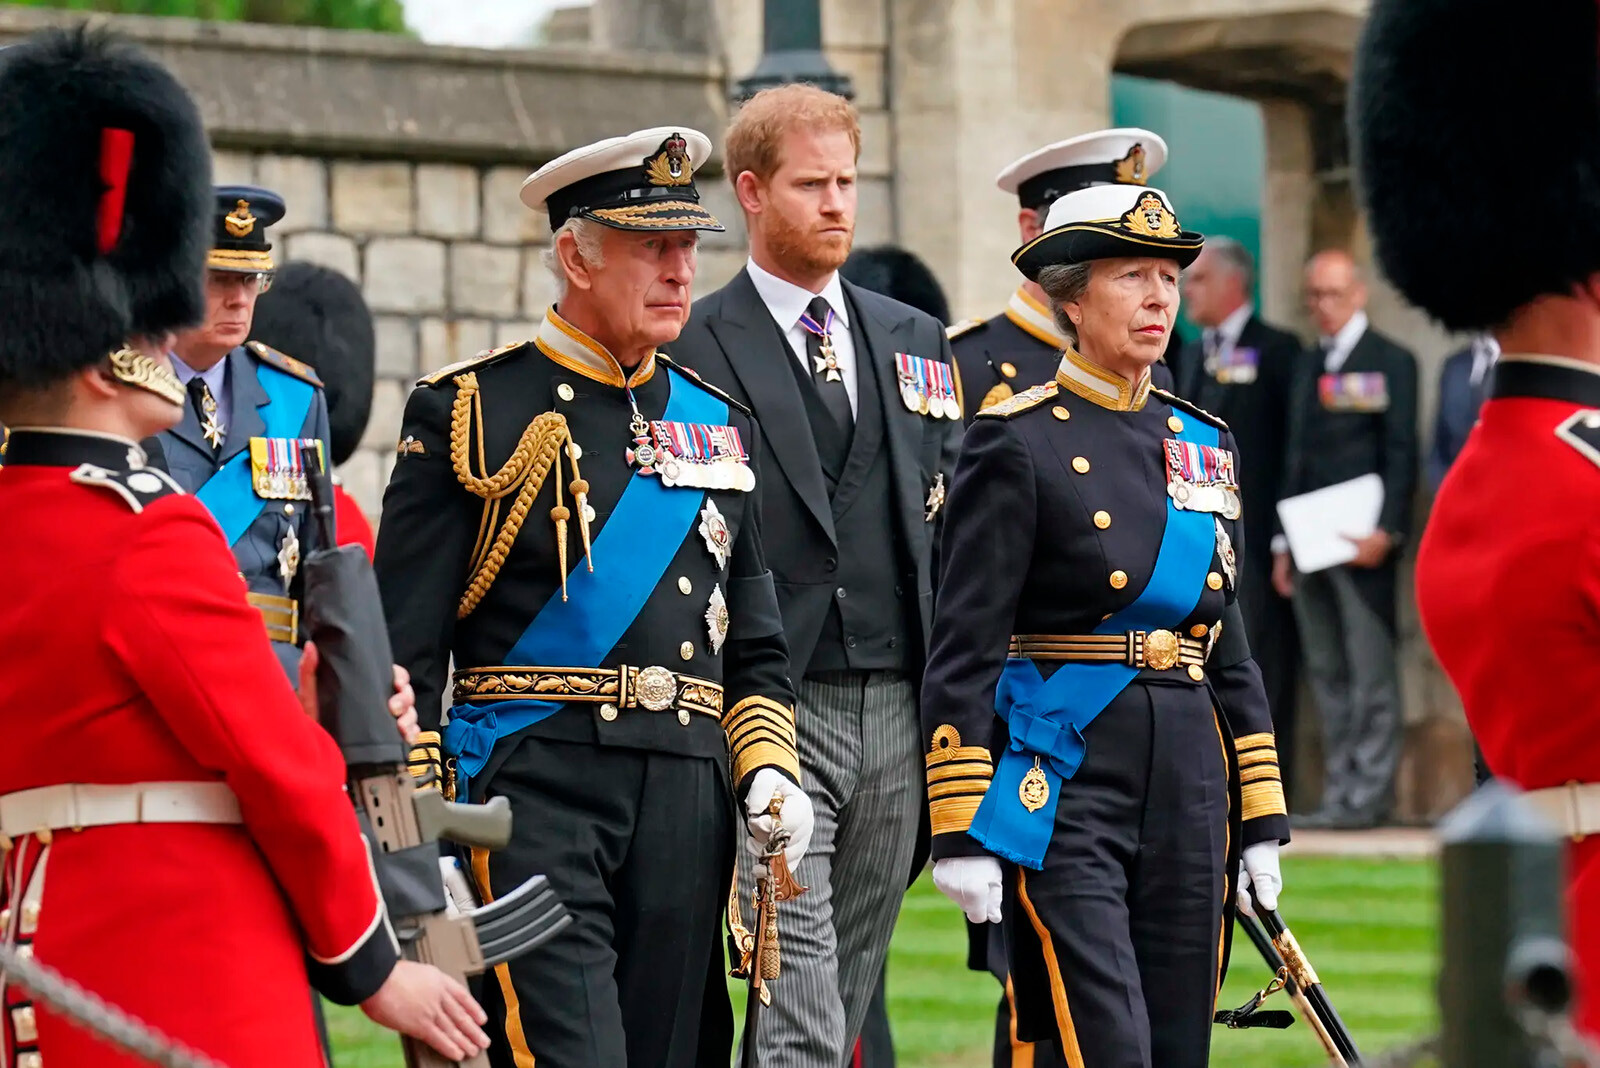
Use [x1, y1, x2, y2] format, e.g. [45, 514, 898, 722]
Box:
[1004, 682, 1231, 1068]
[473, 736, 736, 1068]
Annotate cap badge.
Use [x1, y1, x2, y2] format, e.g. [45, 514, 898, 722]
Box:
[1123, 192, 1180, 239]
[225, 199, 257, 238]
[1114, 144, 1148, 186]
[645, 133, 693, 187]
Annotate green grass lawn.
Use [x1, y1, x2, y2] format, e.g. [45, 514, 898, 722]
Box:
[327, 855, 1438, 1067]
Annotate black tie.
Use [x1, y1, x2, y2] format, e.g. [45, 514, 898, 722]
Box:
[188, 376, 223, 455]
[805, 296, 854, 430]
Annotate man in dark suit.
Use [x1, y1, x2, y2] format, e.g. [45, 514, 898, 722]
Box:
[1171, 237, 1303, 789]
[1428, 333, 1498, 490]
[1273, 249, 1419, 829]
[671, 84, 962, 1067]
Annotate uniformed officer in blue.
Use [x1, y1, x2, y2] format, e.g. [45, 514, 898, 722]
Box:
[374, 127, 816, 1068]
[921, 183, 1290, 1068]
[949, 130, 1175, 421]
[156, 185, 332, 678]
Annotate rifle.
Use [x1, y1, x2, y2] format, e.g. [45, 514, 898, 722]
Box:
[1217, 905, 1363, 1065]
[297, 445, 571, 1068]
[727, 797, 807, 1067]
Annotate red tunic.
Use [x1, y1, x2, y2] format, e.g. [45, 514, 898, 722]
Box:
[0, 430, 397, 1067]
[1415, 357, 1600, 1036]
[334, 481, 376, 559]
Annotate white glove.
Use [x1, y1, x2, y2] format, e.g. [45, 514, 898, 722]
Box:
[1237, 841, 1283, 917]
[932, 856, 1004, 924]
[743, 768, 815, 871]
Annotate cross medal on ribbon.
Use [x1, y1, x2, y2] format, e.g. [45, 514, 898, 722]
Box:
[799, 306, 842, 382]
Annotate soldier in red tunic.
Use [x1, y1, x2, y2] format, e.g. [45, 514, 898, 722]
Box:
[1355, 0, 1600, 1037]
[0, 28, 487, 1066]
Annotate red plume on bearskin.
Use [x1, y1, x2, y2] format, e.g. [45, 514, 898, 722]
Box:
[0, 27, 212, 388]
[1352, 0, 1600, 332]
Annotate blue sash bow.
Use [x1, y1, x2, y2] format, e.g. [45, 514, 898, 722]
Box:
[195, 362, 316, 547]
[443, 369, 725, 796]
[967, 417, 1220, 869]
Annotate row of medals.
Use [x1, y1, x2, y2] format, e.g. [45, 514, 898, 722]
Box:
[897, 376, 960, 421]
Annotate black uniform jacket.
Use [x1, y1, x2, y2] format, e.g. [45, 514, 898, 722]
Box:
[1169, 313, 1302, 588]
[374, 311, 799, 794]
[670, 268, 962, 679]
[921, 351, 1291, 860]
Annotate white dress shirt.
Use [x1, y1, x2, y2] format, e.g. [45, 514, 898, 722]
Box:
[1203, 302, 1254, 364]
[746, 256, 859, 416]
[1469, 334, 1500, 388]
[1319, 310, 1370, 373]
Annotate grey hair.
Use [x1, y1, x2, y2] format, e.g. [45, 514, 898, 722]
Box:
[542, 217, 608, 299]
[1035, 262, 1094, 347]
[1206, 236, 1255, 292]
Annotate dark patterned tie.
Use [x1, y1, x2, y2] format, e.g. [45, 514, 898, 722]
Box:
[188, 376, 224, 454]
[804, 296, 853, 430]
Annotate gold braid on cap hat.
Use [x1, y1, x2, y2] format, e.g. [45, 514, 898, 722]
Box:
[450, 371, 593, 616]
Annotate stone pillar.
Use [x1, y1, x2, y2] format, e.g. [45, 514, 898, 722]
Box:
[1258, 99, 1314, 334]
[592, 0, 719, 54]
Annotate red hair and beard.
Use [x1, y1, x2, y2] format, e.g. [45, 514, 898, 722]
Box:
[758, 199, 854, 281]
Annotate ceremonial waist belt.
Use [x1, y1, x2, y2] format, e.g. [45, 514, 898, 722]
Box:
[1523, 782, 1600, 842]
[0, 782, 242, 840]
[247, 591, 299, 644]
[453, 665, 724, 722]
[1010, 630, 1213, 673]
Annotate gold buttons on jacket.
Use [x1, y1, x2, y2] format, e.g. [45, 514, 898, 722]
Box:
[557, 383, 575, 402]
[1109, 570, 1128, 589]
[12, 1004, 36, 1043]
[1188, 665, 1205, 682]
[1093, 511, 1111, 529]
[284, 503, 296, 516]
[1001, 362, 1018, 378]
[1191, 624, 1209, 638]
[1168, 415, 1184, 433]
[1072, 456, 1090, 474]
[1207, 572, 1224, 590]
[678, 709, 692, 726]
[1051, 406, 1070, 421]
[17, 1051, 40, 1068]
[600, 703, 619, 722]
[680, 641, 695, 661]
[678, 577, 692, 595]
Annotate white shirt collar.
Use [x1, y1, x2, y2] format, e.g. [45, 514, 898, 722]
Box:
[1215, 302, 1254, 347]
[746, 256, 850, 332]
[1321, 310, 1369, 359]
[170, 350, 229, 398]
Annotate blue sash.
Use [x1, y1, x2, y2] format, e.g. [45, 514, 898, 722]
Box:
[968, 418, 1220, 869]
[443, 369, 725, 796]
[195, 362, 316, 547]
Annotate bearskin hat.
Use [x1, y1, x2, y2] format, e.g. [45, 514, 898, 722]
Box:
[249, 262, 375, 465]
[840, 245, 952, 325]
[0, 27, 211, 387]
[1353, 0, 1600, 331]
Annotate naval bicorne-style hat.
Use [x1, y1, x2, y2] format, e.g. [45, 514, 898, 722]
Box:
[996, 128, 1169, 212]
[1011, 184, 1205, 281]
[1355, 0, 1600, 331]
[209, 184, 286, 274]
[520, 126, 724, 233]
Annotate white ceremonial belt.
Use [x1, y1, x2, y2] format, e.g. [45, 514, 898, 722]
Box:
[1522, 782, 1600, 841]
[0, 782, 242, 838]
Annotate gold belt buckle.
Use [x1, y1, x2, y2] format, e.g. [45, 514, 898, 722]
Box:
[633, 666, 679, 711]
[1142, 629, 1181, 671]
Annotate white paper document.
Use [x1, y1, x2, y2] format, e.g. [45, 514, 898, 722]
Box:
[1275, 474, 1386, 574]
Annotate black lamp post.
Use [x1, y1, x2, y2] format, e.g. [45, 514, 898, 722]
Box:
[732, 0, 854, 101]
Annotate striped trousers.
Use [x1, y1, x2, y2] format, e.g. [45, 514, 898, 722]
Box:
[738, 670, 923, 1068]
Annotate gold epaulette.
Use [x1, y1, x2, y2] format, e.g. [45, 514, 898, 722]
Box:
[1235, 732, 1287, 823]
[417, 340, 530, 387]
[658, 352, 752, 417]
[1151, 387, 1229, 432]
[976, 381, 1058, 420]
[247, 340, 322, 386]
[946, 318, 986, 342]
[926, 725, 994, 837]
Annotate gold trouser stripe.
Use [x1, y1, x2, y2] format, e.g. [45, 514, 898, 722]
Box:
[1005, 976, 1036, 1068]
[1015, 870, 1086, 1068]
[471, 847, 536, 1068]
[1211, 705, 1232, 1002]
